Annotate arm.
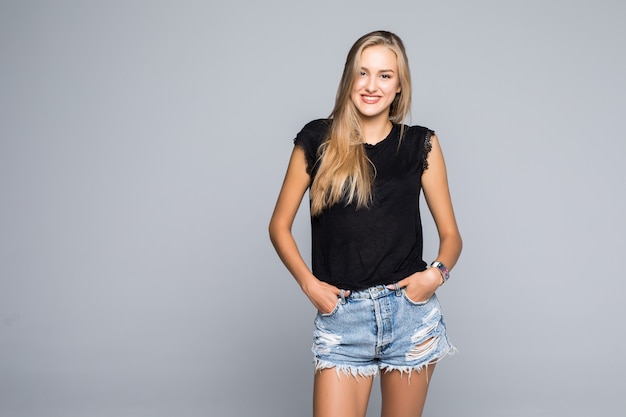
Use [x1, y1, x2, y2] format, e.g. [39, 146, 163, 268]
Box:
[396, 133, 462, 301]
[421, 133, 463, 272]
[268, 146, 344, 313]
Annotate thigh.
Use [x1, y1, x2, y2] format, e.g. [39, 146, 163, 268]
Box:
[314, 368, 374, 417]
[379, 365, 436, 417]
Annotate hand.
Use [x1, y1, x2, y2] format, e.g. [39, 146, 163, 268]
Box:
[302, 279, 350, 315]
[394, 268, 442, 303]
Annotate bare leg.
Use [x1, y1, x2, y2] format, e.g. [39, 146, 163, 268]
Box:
[313, 368, 374, 417]
[379, 364, 436, 417]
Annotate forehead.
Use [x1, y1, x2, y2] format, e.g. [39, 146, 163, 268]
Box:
[359, 45, 398, 69]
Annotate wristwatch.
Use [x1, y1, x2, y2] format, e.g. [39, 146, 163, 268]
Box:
[430, 261, 449, 284]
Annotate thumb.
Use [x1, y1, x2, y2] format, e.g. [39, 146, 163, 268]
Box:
[334, 287, 350, 298]
[392, 279, 408, 289]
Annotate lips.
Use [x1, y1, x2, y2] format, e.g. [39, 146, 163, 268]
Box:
[361, 95, 381, 104]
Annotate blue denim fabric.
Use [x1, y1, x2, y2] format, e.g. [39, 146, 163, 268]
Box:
[312, 285, 455, 378]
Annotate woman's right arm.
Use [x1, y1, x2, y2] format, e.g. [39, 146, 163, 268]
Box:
[268, 146, 344, 313]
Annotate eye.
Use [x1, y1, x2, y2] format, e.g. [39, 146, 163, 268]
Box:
[360, 71, 367, 77]
[381, 73, 392, 79]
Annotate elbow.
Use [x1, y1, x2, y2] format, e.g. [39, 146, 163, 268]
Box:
[441, 229, 463, 258]
[450, 238, 463, 270]
[454, 230, 463, 254]
[268, 220, 278, 245]
[268, 217, 284, 247]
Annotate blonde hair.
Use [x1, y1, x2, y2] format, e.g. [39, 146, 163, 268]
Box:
[309, 30, 412, 216]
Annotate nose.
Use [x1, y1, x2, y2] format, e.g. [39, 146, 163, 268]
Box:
[365, 76, 378, 93]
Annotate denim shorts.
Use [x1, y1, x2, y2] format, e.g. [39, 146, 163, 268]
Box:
[312, 284, 456, 378]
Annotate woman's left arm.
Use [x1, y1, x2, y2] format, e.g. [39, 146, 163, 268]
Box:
[421, 133, 463, 272]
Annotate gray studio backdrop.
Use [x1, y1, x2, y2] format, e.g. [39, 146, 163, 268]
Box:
[1, 1, 624, 416]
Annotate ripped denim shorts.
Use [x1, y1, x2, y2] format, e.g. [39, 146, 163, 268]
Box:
[312, 284, 456, 378]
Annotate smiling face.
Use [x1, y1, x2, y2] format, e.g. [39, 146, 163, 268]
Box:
[350, 45, 402, 121]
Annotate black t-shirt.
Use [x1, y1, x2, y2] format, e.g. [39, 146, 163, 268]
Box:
[294, 119, 434, 290]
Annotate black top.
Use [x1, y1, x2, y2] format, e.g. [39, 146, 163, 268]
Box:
[294, 119, 434, 290]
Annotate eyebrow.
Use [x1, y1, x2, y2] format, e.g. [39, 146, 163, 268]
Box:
[360, 67, 396, 73]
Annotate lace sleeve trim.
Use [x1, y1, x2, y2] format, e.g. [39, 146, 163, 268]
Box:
[293, 141, 313, 176]
[422, 129, 435, 172]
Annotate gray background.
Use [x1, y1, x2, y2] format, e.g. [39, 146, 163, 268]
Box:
[1, 1, 625, 416]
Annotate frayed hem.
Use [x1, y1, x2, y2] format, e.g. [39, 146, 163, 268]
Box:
[313, 346, 458, 382]
[313, 359, 379, 379]
[379, 345, 459, 383]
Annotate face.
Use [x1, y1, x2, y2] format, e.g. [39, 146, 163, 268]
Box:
[350, 45, 402, 120]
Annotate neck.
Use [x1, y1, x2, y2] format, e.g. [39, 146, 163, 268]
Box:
[360, 115, 392, 145]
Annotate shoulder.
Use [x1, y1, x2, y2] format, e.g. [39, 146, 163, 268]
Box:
[293, 119, 330, 174]
[400, 124, 435, 149]
[299, 118, 331, 136]
[294, 118, 330, 148]
[399, 124, 437, 170]
[403, 124, 435, 138]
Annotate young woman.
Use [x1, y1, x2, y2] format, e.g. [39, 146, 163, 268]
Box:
[269, 30, 462, 417]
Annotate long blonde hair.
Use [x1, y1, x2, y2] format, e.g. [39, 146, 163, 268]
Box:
[309, 31, 412, 216]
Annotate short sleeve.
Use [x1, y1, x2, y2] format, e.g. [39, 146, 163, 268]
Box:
[293, 119, 330, 177]
[421, 129, 435, 172]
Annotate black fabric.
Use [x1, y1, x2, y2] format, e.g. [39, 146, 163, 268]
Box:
[294, 119, 434, 290]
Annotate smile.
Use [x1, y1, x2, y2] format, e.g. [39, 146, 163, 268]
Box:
[361, 95, 382, 104]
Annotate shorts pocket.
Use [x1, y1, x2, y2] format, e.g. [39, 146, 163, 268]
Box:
[319, 297, 342, 317]
[402, 290, 435, 306]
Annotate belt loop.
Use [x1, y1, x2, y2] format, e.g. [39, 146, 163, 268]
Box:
[339, 289, 347, 304]
[393, 282, 402, 297]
